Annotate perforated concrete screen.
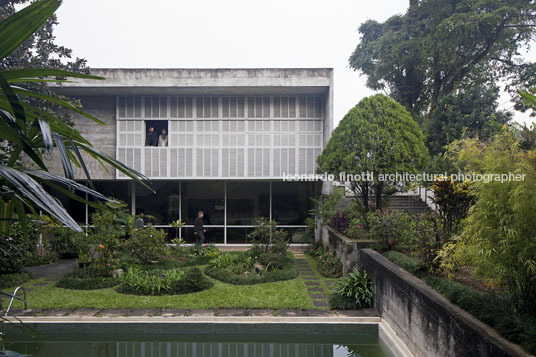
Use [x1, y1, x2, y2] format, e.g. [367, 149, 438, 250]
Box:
[116, 95, 324, 179]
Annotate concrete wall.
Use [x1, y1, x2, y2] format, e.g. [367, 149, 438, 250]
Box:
[44, 95, 116, 179]
[325, 228, 530, 357]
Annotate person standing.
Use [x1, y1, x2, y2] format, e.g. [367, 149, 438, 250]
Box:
[145, 126, 158, 146]
[158, 128, 168, 147]
[194, 211, 206, 245]
[134, 210, 144, 230]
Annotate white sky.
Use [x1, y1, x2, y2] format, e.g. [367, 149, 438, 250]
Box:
[53, 0, 535, 127]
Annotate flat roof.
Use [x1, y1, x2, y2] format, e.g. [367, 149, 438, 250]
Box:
[54, 68, 333, 96]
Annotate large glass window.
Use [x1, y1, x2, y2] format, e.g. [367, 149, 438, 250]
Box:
[272, 182, 314, 225]
[227, 182, 269, 225]
[180, 181, 224, 225]
[45, 182, 87, 224]
[136, 181, 179, 225]
[87, 181, 133, 221]
[182, 227, 224, 244]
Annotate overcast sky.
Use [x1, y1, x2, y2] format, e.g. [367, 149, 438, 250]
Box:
[53, 0, 535, 127]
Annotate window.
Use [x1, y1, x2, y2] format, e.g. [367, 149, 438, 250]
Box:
[272, 182, 314, 225]
[298, 96, 323, 118]
[247, 97, 270, 118]
[227, 182, 269, 225]
[135, 181, 179, 225]
[180, 181, 224, 225]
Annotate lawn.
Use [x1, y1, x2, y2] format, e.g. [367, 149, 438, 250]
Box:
[9, 272, 314, 310]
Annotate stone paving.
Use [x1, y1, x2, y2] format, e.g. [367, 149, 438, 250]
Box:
[293, 251, 334, 309]
[24, 258, 77, 281]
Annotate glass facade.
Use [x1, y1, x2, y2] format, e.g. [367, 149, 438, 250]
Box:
[67, 180, 317, 244]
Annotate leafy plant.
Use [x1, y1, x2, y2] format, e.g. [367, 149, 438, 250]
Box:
[329, 210, 349, 234]
[383, 251, 418, 274]
[309, 186, 344, 223]
[247, 217, 290, 256]
[412, 213, 442, 272]
[317, 252, 343, 278]
[367, 209, 414, 252]
[335, 267, 373, 309]
[169, 219, 185, 239]
[125, 226, 166, 265]
[210, 252, 253, 275]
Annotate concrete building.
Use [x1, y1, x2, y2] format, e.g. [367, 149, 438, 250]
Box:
[48, 68, 334, 245]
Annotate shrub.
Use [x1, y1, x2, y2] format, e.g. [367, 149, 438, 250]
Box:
[209, 252, 253, 275]
[317, 253, 343, 278]
[335, 267, 373, 309]
[257, 252, 286, 271]
[57, 270, 120, 290]
[0, 271, 32, 289]
[117, 267, 212, 295]
[328, 292, 358, 310]
[383, 251, 418, 274]
[412, 213, 442, 272]
[421, 273, 536, 354]
[125, 227, 166, 264]
[248, 217, 290, 256]
[367, 209, 414, 252]
[329, 210, 349, 233]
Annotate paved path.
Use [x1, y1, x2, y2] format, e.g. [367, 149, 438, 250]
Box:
[24, 258, 77, 281]
[293, 251, 332, 308]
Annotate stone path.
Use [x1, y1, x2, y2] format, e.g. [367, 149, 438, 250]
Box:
[293, 251, 330, 308]
[24, 258, 77, 282]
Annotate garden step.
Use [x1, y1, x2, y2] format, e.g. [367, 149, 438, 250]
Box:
[310, 294, 328, 300]
[312, 300, 329, 307]
[308, 287, 324, 292]
[304, 281, 320, 286]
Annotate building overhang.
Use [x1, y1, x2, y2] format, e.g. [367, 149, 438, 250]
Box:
[53, 68, 333, 96]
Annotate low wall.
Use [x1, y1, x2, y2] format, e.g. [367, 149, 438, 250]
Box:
[325, 227, 529, 357]
[325, 227, 375, 275]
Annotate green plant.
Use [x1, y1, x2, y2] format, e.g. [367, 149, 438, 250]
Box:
[328, 292, 358, 310]
[412, 213, 442, 272]
[335, 267, 373, 309]
[317, 252, 343, 278]
[257, 252, 286, 271]
[383, 251, 418, 274]
[210, 252, 253, 275]
[248, 217, 290, 256]
[169, 219, 185, 239]
[303, 217, 316, 245]
[309, 186, 344, 224]
[367, 209, 414, 252]
[0, 271, 32, 289]
[117, 267, 212, 296]
[56, 270, 119, 290]
[125, 226, 166, 265]
[429, 178, 474, 243]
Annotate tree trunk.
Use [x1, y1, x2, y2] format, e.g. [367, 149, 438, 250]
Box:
[375, 182, 383, 210]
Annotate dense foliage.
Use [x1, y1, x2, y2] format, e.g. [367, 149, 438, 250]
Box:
[317, 94, 428, 221]
[329, 267, 373, 310]
[349, 0, 535, 154]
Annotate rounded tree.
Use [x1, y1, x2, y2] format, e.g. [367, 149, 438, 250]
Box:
[317, 94, 428, 220]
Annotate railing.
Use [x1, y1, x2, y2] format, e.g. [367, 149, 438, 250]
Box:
[1, 286, 27, 350]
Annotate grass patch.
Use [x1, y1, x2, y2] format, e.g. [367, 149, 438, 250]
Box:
[10, 274, 313, 310]
[383, 251, 418, 274]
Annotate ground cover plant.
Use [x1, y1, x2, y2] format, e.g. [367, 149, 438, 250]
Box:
[306, 243, 342, 278]
[329, 267, 373, 310]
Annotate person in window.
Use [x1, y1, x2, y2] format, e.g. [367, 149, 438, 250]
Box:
[145, 126, 158, 146]
[158, 128, 168, 147]
[194, 211, 206, 246]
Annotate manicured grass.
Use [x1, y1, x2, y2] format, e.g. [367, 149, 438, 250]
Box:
[303, 254, 339, 295]
[10, 271, 314, 310]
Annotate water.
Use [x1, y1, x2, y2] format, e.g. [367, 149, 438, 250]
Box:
[4, 331, 392, 357]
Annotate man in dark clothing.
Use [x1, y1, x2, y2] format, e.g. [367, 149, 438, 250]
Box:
[194, 211, 206, 245]
[145, 126, 158, 146]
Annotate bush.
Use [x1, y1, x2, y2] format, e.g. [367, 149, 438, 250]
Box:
[57, 270, 120, 290]
[367, 209, 414, 252]
[117, 267, 212, 295]
[335, 267, 373, 309]
[329, 210, 349, 233]
[248, 218, 290, 256]
[209, 252, 253, 274]
[125, 227, 166, 264]
[257, 252, 286, 271]
[383, 251, 418, 274]
[412, 213, 442, 272]
[421, 273, 536, 354]
[317, 253, 343, 278]
[0, 271, 32, 289]
[328, 292, 358, 310]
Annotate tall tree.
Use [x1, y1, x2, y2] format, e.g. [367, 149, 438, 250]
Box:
[316, 94, 428, 222]
[349, 0, 536, 155]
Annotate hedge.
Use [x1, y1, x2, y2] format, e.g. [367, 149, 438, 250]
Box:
[0, 271, 32, 289]
[56, 271, 120, 290]
[383, 250, 418, 274]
